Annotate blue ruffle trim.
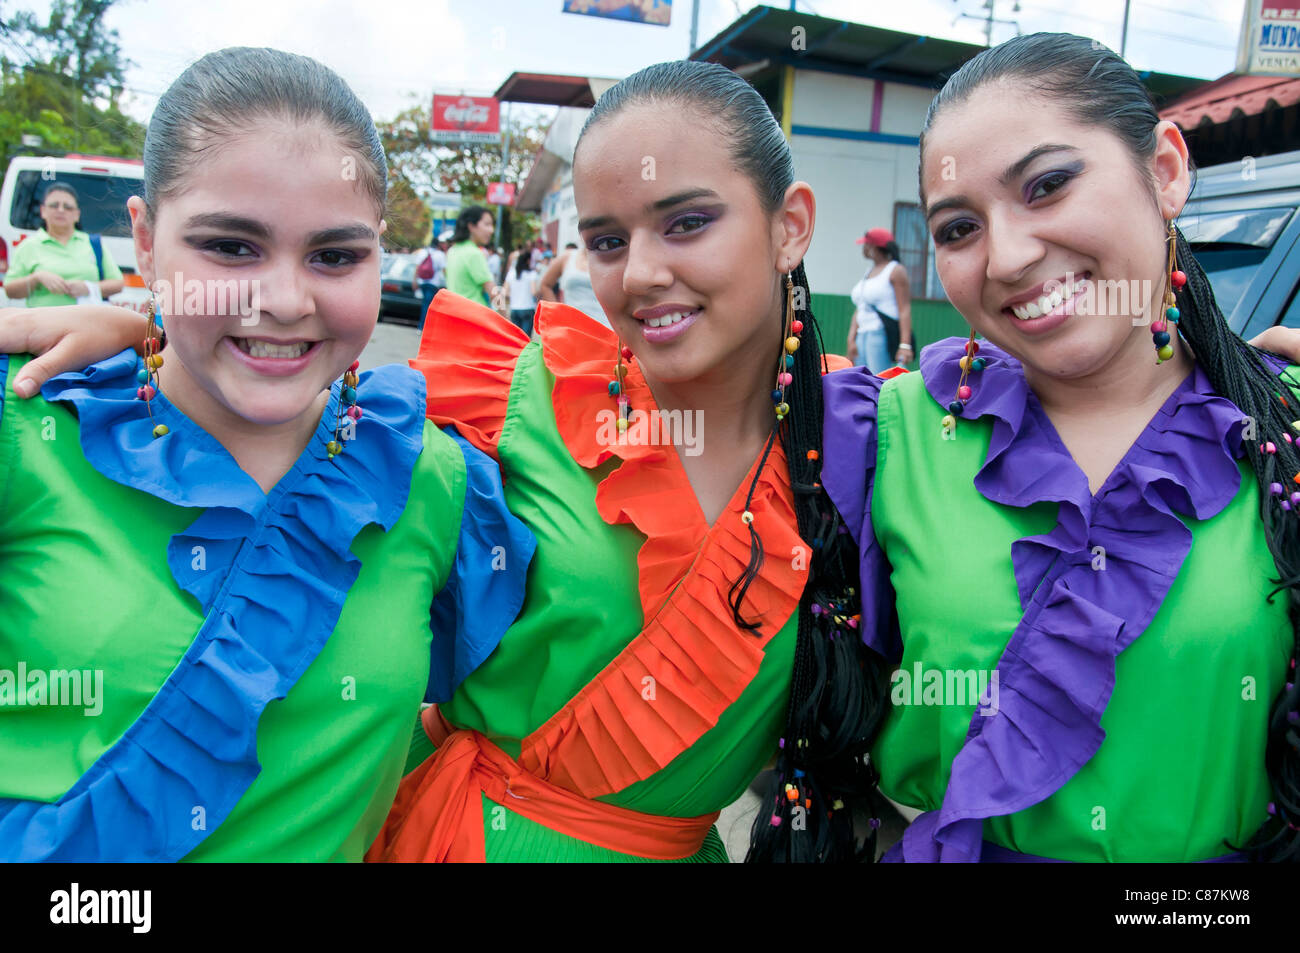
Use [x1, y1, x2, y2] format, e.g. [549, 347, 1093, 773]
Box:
[0, 354, 8, 429]
[0, 348, 426, 861]
[426, 427, 536, 703]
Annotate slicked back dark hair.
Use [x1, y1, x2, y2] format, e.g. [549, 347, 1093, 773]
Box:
[143, 47, 387, 219]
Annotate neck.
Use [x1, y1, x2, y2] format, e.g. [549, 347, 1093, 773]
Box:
[640, 327, 777, 463]
[47, 225, 73, 242]
[158, 351, 330, 493]
[1026, 326, 1195, 420]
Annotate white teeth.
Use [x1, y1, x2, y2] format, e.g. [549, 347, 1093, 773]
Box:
[1010, 280, 1078, 321]
[236, 338, 310, 359]
[644, 311, 690, 328]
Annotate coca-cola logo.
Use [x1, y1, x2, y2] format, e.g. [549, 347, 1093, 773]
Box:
[442, 98, 490, 125]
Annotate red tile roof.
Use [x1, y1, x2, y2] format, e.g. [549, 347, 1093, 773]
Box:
[1161, 73, 1300, 127]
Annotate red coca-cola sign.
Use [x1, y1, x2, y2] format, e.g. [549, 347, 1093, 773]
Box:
[431, 95, 501, 143]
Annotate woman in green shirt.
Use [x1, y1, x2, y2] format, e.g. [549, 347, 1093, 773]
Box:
[444, 205, 500, 308]
[4, 183, 125, 307]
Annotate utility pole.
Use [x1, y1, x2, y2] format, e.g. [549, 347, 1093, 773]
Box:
[495, 100, 512, 252]
[1120, 0, 1132, 58]
[689, 0, 701, 56]
[953, 0, 1021, 47]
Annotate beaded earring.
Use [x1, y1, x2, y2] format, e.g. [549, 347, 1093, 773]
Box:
[772, 272, 802, 422]
[136, 295, 168, 439]
[326, 360, 362, 459]
[940, 327, 985, 431]
[609, 340, 633, 434]
[1155, 219, 1185, 364]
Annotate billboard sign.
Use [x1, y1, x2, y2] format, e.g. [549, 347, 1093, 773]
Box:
[561, 0, 671, 27]
[1238, 0, 1300, 75]
[486, 182, 516, 206]
[431, 95, 501, 144]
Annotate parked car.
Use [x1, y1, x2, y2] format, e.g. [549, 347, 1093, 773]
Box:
[1182, 149, 1300, 338]
[0, 154, 150, 311]
[379, 254, 423, 325]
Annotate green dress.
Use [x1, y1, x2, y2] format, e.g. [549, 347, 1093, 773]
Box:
[822, 338, 1292, 862]
[384, 296, 811, 862]
[0, 348, 532, 861]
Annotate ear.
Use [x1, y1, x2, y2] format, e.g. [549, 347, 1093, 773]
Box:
[378, 219, 388, 237]
[126, 196, 156, 286]
[774, 180, 815, 274]
[1152, 120, 1192, 219]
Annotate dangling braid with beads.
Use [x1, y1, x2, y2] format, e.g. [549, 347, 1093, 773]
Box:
[738, 261, 892, 862]
[1171, 229, 1300, 860]
[922, 31, 1300, 862]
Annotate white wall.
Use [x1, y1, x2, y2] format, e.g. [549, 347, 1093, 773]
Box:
[790, 70, 873, 131]
[792, 135, 921, 296]
[787, 69, 930, 295]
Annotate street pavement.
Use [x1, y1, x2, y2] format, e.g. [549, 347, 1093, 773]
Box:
[359, 315, 422, 370]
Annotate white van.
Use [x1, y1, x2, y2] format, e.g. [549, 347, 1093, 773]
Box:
[0, 154, 150, 311]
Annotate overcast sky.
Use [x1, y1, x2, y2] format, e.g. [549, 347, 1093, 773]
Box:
[11, 0, 1251, 125]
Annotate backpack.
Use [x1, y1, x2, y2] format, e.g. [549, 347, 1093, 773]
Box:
[89, 233, 105, 280]
[416, 251, 434, 280]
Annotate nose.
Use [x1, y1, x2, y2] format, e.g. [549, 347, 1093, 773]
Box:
[621, 232, 672, 297]
[983, 208, 1044, 287]
[247, 260, 313, 327]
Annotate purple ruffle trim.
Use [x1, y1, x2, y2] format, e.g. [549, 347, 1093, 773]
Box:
[825, 338, 1253, 863]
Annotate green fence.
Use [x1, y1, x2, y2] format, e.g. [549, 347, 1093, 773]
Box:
[811, 294, 967, 369]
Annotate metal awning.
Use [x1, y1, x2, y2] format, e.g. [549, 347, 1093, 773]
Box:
[692, 4, 1205, 100]
[492, 72, 617, 107]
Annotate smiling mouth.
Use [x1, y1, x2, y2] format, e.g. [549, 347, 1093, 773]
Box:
[639, 309, 698, 328]
[231, 337, 314, 359]
[1006, 273, 1090, 321]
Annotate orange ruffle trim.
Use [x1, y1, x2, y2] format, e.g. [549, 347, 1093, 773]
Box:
[408, 292, 830, 800]
[409, 289, 530, 461]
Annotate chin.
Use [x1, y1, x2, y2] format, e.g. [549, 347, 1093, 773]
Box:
[224, 382, 331, 427]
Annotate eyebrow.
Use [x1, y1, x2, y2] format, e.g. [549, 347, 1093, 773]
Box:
[925, 144, 1081, 221]
[182, 213, 375, 245]
[998, 143, 1079, 185]
[577, 187, 721, 232]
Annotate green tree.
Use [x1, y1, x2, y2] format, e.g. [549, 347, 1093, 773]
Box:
[0, 0, 143, 159]
[376, 103, 550, 248]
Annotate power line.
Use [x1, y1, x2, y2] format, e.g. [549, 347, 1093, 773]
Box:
[1135, 0, 1238, 26]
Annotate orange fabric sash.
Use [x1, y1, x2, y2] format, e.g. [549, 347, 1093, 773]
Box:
[367, 707, 720, 863]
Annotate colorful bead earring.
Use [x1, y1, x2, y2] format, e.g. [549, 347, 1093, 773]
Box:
[1155, 219, 1185, 364]
[326, 360, 362, 459]
[941, 327, 984, 430]
[772, 272, 801, 422]
[610, 340, 633, 434]
[136, 295, 168, 439]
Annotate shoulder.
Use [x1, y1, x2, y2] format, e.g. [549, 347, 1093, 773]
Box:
[9, 236, 37, 266]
